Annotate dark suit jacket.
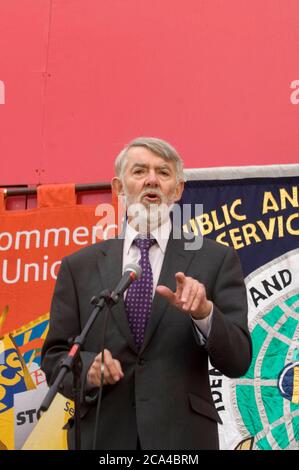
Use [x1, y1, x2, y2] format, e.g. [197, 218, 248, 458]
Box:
[41, 233, 252, 450]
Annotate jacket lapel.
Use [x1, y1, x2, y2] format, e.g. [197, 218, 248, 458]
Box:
[140, 232, 196, 354]
[96, 238, 138, 352]
[96, 231, 196, 355]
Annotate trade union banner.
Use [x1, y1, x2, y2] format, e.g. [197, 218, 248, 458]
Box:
[0, 185, 110, 449]
[181, 164, 299, 450]
[1, 168, 299, 450]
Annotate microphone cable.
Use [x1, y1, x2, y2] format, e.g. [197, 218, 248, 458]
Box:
[92, 300, 112, 450]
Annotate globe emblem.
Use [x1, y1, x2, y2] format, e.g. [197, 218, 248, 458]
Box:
[233, 289, 299, 450]
[278, 361, 299, 404]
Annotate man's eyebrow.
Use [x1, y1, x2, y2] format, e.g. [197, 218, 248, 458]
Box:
[158, 163, 171, 169]
[132, 163, 147, 168]
[131, 163, 172, 169]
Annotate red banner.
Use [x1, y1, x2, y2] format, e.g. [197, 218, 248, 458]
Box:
[0, 185, 108, 449]
[0, 185, 104, 334]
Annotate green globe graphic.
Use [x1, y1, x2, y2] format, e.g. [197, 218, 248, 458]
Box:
[233, 290, 299, 450]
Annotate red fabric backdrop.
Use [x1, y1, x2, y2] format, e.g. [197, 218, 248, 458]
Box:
[1, 0, 299, 186]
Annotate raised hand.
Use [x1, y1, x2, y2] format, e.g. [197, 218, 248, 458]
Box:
[156, 272, 212, 319]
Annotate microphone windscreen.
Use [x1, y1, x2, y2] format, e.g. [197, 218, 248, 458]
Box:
[124, 263, 142, 280]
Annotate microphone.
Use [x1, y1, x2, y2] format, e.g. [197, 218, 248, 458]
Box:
[110, 263, 142, 303]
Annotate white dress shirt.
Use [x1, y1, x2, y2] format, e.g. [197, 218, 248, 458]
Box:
[122, 220, 213, 341]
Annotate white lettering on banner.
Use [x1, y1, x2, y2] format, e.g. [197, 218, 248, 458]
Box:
[24, 263, 39, 282]
[50, 260, 61, 279]
[1, 258, 61, 284]
[15, 230, 41, 249]
[0, 223, 107, 286]
[0, 225, 106, 252]
[0, 232, 13, 250]
[72, 226, 89, 245]
[0, 80, 4, 104]
[43, 227, 70, 247]
[290, 79, 299, 105]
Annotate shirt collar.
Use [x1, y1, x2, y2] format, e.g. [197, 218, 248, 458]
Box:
[124, 218, 171, 255]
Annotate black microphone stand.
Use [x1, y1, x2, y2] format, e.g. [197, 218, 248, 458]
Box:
[40, 288, 114, 450]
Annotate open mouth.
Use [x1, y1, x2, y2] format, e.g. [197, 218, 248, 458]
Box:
[143, 193, 161, 203]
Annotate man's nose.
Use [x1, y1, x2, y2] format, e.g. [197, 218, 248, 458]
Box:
[145, 171, 159, 186]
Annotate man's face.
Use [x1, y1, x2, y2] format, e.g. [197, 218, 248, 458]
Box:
[120, 146, 184, 208]
[112, 146, 184, 232]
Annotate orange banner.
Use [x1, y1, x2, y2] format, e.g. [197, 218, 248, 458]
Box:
[0, 190, 5, 212]
[0, 184, 109, 448]
[0, 184, 104, 334]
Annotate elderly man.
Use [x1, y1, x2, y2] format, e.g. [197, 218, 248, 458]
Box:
[41, 137, 252, 450]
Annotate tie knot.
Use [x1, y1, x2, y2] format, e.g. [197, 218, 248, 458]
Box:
[134, 236, 156, 252]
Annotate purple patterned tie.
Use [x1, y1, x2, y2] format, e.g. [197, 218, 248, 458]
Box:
[125, 236, 156, 348]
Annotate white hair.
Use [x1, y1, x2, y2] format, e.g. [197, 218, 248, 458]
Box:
[114, 137, 185, 182]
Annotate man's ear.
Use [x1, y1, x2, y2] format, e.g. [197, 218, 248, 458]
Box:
[174, 180, 185, 202]
[111, 177, 124, 195]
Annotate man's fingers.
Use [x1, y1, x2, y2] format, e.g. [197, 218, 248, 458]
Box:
[157, 273, 189, 307]
[95, 348, 113, 364]
[107, 359, 124, 382]
[105, 356, 123, 382]
[180, 282, 193, 306]
[157, 272, 185, 301]
[189, 285, 203, 313]
[175, 272, 185, 298]
[114, 359, 124, 378]
[156, 285, 175, 301]
[89, 349, 124, 386]
[181, 282, 198, 310]
[175, 272, 185, 283]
